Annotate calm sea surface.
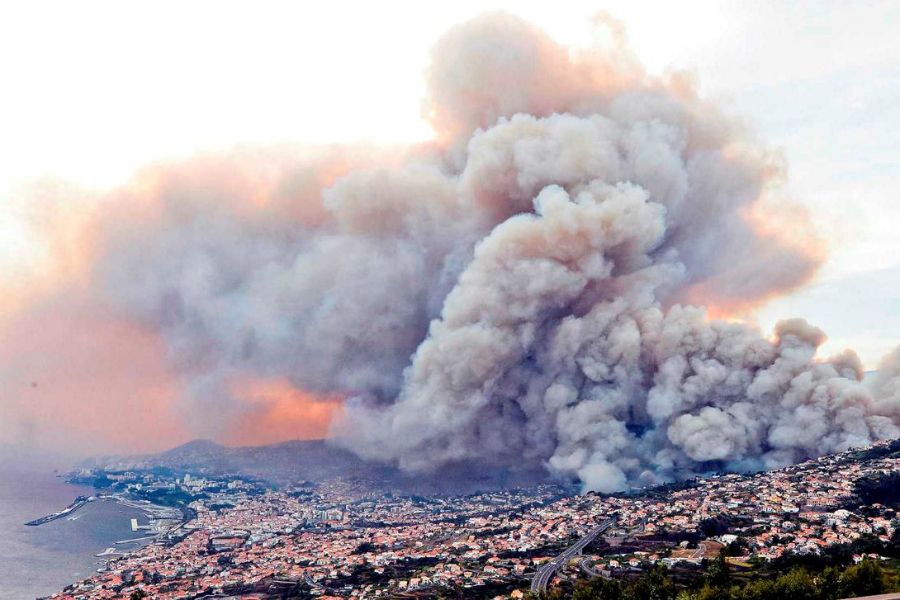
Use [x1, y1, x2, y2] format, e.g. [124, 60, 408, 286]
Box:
[0, 467, 148, 599]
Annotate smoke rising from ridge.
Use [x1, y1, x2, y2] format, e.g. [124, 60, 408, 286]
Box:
[2, 13, 898, 489]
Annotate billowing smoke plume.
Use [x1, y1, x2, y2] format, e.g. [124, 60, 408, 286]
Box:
[3, 13, 899, 488]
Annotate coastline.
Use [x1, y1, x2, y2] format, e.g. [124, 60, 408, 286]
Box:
[24, 492, 185, 568]
[0, 469, 149, 600]
[27, 492, 184, 534]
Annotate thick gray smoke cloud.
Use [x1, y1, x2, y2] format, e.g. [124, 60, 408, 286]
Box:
[49, 13, 900, 489]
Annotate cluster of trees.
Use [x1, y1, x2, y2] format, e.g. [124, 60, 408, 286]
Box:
[849, 438, 900, 462]
[770, 529, 900, 574]
[682, 552, 899, 600]
[131, 486, 207, 507]
[528, 564, 675, 600]
[698, 516, 752, 538]
[352, 541, 384, 554]
[530, 551, 899, 600]
[67, 472, 115, 489]
[854, 472, 900, 506]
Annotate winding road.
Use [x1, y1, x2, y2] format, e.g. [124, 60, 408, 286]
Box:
[578, 557, 605, 578]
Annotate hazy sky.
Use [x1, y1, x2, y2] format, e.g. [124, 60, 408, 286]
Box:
[1, 0, 899, 367]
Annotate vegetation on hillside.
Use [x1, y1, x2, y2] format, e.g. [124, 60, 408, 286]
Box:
[528, 549, 900, 600]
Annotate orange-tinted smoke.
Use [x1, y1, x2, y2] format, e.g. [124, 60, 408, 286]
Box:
[0, 147, 375, 455]
[221, 377, 344, 446]
[0, 289, 189, 456]
[682, 192, 827, 320]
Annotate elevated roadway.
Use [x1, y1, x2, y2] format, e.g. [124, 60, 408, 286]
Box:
[530, 517, 616, 595]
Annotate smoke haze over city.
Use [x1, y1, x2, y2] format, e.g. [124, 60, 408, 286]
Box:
[3, 8, 900, 493]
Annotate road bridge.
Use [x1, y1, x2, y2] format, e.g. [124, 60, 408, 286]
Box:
[530, 517, 616, 595]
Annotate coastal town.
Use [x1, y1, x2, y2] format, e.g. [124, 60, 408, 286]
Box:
[46, 439, 900, 599]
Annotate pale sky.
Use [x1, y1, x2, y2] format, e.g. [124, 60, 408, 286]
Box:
[2, 0, 899, 367]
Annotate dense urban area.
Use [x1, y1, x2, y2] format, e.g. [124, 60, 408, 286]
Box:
[45, 439, 900, 600]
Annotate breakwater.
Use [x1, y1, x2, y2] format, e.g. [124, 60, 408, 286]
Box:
[24, 495, 90, 526]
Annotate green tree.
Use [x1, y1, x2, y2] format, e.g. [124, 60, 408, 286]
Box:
[623, 564, 676, 600]
[706, 550, 730, 588]
[839, 560, 887, 598]
[725, 537, 750, 557]
[818, 565, 841, 600]
[573, 577, 623, 600]
[772, 568, 818, 600]
[736, 578, 776, 600]
[692, 584, 727, 600]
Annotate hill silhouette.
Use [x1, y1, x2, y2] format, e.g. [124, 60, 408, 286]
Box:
[81, 438, 554, 495]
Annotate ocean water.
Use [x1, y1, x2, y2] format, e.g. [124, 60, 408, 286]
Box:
[0, 467, 149, 599]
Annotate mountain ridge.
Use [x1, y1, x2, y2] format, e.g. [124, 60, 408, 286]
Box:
[80, 437, 555, 495]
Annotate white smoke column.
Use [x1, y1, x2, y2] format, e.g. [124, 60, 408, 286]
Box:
[342, 178, 897, 490]
[335, 13, 897, 491]
[868, 349, 900, 430]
